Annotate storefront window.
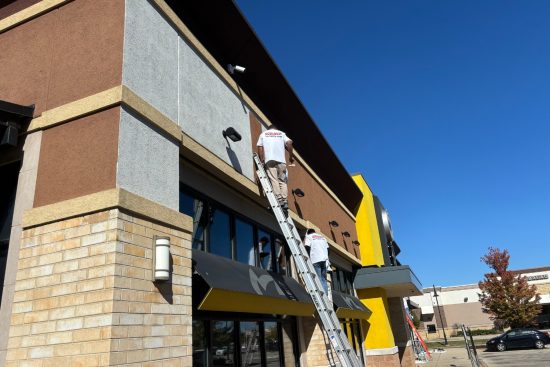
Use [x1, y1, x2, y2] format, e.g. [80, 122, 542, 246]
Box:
[193, 320, 207, 367]
[209, 209, 231, 259]
[235, 219, 255, 265]
[239, 321, 261, 366]
[273, 237, 289, 276]
[257, 229, 272, 270]
[212, 321, 235, 366]
[180, 185, 289, 274]
[264, 321, 281, 366]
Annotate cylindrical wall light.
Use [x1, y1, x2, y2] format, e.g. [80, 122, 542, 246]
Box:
[153, 236, 171, 281]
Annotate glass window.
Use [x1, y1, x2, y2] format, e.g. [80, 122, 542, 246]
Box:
[212, 321, 235, 366]
[191, 200, 208, 251]
[179, 190, 195, 217]
[209, 209, 231, 259]
[264, 321, 281, 367]
[273, 237, 290, 276]
[257, 229, 272, 270]
[193, 320, 207, 367]
[235, 219, 255, 265]
[239, 321, 261, 367]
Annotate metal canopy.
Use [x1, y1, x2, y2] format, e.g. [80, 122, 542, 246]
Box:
[192, 249, 314, 316]
[332, 290, 372, 320]
[355, 265, 423, 297]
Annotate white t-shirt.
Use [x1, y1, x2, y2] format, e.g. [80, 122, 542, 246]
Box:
[304, 233, 329, 264]
[256, 129, 291, 164]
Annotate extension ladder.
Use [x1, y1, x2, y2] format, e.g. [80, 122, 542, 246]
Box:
[253, 154, 363, 367]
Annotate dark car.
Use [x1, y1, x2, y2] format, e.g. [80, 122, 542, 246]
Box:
[486, 328, 550, 352]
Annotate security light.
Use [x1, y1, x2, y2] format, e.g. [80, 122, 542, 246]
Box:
[292, 188, 305, 197]
[328, 220, 339, 228]
[222, 127, 242, 142]
[227, 64, 246, 74]
[342, 231, 351, 238]
[153, 236, 170, 281]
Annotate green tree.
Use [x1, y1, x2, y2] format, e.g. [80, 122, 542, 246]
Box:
[478, 247, 542, 328]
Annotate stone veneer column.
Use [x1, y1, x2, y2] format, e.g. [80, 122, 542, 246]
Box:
[0, 131, 42, 365]
[5, 208, 192, 366]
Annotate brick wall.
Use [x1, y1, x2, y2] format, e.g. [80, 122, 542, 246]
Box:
[300, 316, 335, 367]
[366, 352, 400, 367]
[5, 209, 192, 366]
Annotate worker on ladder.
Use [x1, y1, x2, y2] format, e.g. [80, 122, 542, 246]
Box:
[256, 125, 294, 216]
[304, 228, 330, 296]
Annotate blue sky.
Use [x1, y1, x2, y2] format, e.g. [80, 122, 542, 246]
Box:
[236, 1, 550, 287]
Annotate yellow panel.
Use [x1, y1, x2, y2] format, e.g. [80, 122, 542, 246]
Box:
[199, 288, 315, 317]
[352, 175, 385, 267]
[357, 288, 396, 349]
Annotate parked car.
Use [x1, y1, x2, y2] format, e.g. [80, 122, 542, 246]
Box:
[486, 328, 550, 351]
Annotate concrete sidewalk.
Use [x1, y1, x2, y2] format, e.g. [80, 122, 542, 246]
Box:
[425, 347, 485, 367]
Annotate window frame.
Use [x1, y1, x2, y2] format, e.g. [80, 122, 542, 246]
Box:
[180, 184, 292, 276]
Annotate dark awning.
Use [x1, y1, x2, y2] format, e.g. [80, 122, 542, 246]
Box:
[332, 290, 371, 320]
[355, 265, 423, 297]
[192, 249, 314, 316]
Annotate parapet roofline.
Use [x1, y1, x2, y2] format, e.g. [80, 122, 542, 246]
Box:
[166, 0, 363, 214]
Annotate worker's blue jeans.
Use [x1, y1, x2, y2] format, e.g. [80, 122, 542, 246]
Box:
[313, 261, 328, 295]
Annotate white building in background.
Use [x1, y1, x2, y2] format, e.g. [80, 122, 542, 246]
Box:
[409, 266, 550, 338]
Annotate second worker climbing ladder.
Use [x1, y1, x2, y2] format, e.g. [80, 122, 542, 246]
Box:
[253, 153, 363, 367]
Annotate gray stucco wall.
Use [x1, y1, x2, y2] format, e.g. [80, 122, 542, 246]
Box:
[123, 0, 254, 180]
[117, 107, 179, 210]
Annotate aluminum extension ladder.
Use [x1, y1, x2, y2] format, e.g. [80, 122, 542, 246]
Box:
[253, 154, 363, 367]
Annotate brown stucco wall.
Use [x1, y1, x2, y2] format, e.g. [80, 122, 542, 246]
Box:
[33, 107, 120, 207]
[0, 0, 124, 116]
[249, 113, 359, 257]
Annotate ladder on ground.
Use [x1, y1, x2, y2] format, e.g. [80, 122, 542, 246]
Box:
[253, 154, 363, 367]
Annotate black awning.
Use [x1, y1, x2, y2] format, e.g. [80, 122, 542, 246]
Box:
[332, 290, 371, 320]
[193, 249, 314, 316]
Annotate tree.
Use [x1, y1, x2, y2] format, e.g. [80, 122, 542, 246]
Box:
[478, 247, 542, 328]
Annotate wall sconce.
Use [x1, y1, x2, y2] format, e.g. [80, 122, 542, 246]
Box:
[328, 220, 339, 228]
[352, 240, 360, 246]
[222, 127, 242, 142]
[342, 231, 351, 238]
[292, 188, 305, 197]
[153, 236, 170, 281]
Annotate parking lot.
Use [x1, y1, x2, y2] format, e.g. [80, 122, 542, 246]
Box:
[480, 347, 550, 367]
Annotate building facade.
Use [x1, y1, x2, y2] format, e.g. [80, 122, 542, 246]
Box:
[410, 266, 550, 339]
[0, 1, 421, 366]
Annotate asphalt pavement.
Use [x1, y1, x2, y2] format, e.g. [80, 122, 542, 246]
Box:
[480, 347, 550, 367]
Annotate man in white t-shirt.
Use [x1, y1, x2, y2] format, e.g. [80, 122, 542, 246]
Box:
[256, 125, 294, 214]
[304, 228, 329, 295]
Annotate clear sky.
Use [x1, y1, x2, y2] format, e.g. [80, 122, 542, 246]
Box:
[236, 1, 550, 287]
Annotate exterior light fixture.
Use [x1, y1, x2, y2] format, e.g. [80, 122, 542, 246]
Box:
[352, 240, 360, 246]
[292, 188, 305, 197]
[222, 127, 242, 142]
[153, 236, 170, 281]
[342, 231, 351, 238]
[227, 64, 246, 74]
[328, 220, 339, 228]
